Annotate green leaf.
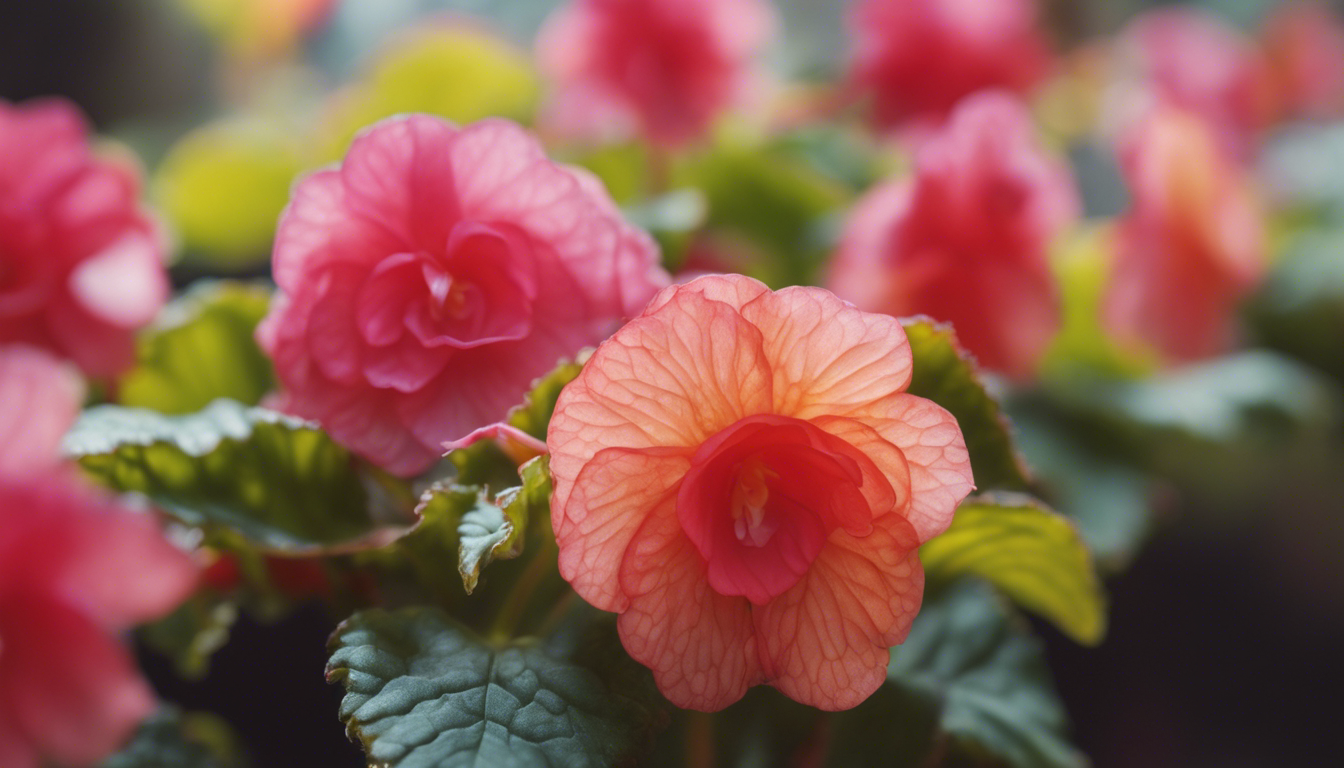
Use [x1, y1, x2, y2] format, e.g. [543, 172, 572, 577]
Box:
[458, 456, 551, 595]
[1006, 399, 1152, 571]
[922, 494, 1107, 645]
[1246, 227, 1344, 385]
[119, 281, 275, 414]
[676, 142, 848, 287]
[63, 399, 411, 554]
[139, 593, 239, 680]
[100, 706, 248, 768]
[902, 318, 1033, 491]
[326, 607, 647, 768]
[884, 581, 1087, 768]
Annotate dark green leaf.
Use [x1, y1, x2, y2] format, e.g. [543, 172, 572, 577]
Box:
[99, 707, 248, 768]
[902, 318, 1033, 491]
[1246, 227, 1344, 385]
[885, 581, 1087, 768]
[326, 607, 647, 768]
[63, 399, 411, 554]
[923, 494, 1106, 645]
[119, 281, 274, 414]
[139, 593, 239, 680]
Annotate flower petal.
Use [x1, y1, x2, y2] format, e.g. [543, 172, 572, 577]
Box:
[558, 446, 691, 610]
[0, 346, 83, 477]
[616, 497, 760, 711]
[753, 512, 923, 711]
[547, 287, 772, 515]
[740, 285, 913, 420]
[340, 115, 461, 250]
[860, 393, 974, 542]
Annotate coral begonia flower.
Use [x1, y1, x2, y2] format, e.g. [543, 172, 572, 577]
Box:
[0, 99, 169, 378]
[257, 115, 668, 476]
[548, 275, 974, 711]
[829, 91, 1077, 379]
[0, 345, 198, 768]
[536, 0, 776, 145]
[846, 0, 1052, 132]
[1104, 109, 1266, 362]
[1115, 8, 1275, 156]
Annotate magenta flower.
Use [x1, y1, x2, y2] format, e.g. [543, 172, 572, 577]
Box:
[829, 92, 1077, 378]
[548, 275, 974, 711]
[0, 346, 198, 768]
[846, 0, 1052, 132]
[536, 0, 776, 145]
[0, 99, 169, 378]
[258, 115, 668, 476]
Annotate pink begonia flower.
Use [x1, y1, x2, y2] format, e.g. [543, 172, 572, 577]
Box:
[536, 0, 776, 145]
[1115, 8, 1275, 156]
[258, 115, 668, 476]
[0, 345, 198, 768]
[846, 0, 1052, 132]
[829, 92, 1077, 379]
[1104, 109, 1267, 362]
[1260, 1, 1344, 120]
[548, 274, 975, 711]
[0, 99, 169, 379]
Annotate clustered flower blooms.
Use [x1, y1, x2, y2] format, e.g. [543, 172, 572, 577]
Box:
[258, 115, 668, 476]
[0, 345, 197, 768]
[536, 0, 777, 145]
[1104, 107, 1267, 362]
[547, 274, 975, 711]
[830, 92, 1078, 378]
[846, 0, 1052, 132]
[0, 99, 169, 379]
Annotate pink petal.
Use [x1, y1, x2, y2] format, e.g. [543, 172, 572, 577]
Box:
[739, 285, 914, 420]
[857, 393, 974, 542]
[340, 115, 462, 250]
[558, 446, 691, 611]
[66, 232, 168, 329]
[0, 346, 83, 476]
[753, 512, 923, 711]
[271, 169, 405, 292]
[1, 594, 155, 767]
[547, 287, 772, 519]
[616, 495, 761, 711]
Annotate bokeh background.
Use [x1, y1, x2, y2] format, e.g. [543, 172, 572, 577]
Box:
[4, 1, 1342, 766]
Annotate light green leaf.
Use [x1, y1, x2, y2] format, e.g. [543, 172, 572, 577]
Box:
[902, 318, 1033, 491]
[99, 706, 248, 768]
[119, 281, 274, 414]
[886, 581, 1087, 768]
[457, 456, 550, 594]
[922, 494, 1107, 645]
[326, 607, 647, 768]
[63, 399, 411, 554]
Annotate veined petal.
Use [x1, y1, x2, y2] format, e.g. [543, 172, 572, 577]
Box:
[740, 285, 913, 419]
[753, 512, 923, 711]
[616, 498, 761, 711]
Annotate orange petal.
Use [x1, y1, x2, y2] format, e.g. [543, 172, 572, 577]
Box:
[753, 512, 923, 711]
[548, 287, 772, 517]
[642, 272, 771, 315]
[739, 285, 913, 420]
[617, 496, 761, 711]
[558, 446, 691, 612]
[859, 393, 974, 542]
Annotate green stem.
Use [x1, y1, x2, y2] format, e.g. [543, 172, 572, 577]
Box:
[687, 711, 715, 768]
[489, 540, 557, 641]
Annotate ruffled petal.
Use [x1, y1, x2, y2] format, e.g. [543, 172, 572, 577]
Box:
[857, 393, 974, 541]
[616, 497, 760, 711]
[557, 446, 691, 610]
[0, 346, 83, 477]
[340, 115, 461, 250]
[753, 512, 923, 711]
[739, 285, 914, 420]
[547, 288, 772, 515]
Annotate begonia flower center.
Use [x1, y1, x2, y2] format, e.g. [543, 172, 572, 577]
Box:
[677, 414, 879, 605]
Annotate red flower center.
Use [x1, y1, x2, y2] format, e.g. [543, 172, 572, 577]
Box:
[677, 414, 880, 605]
